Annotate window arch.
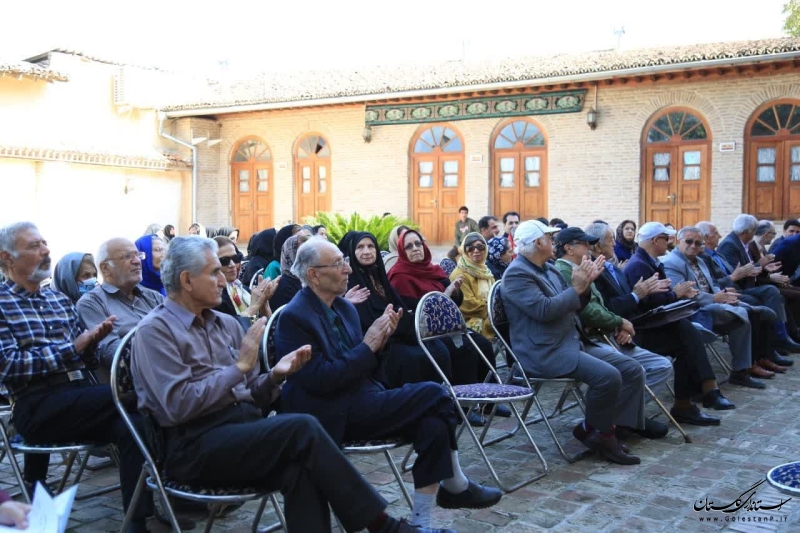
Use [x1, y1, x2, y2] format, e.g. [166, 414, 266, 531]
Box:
[490, 118, 548, 221]
[745, 99, 800, 219]
[641, 108, 711, 228]
[294, 133, 331, 220]
[230, 136, 274, 243]
[409, 124, 465, 244]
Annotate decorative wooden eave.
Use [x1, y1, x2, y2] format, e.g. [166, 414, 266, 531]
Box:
[0, 64, 69, 83]
[0, 145, 192, 170]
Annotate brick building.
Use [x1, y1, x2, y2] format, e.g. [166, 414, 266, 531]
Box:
[160, 37, 800, 244]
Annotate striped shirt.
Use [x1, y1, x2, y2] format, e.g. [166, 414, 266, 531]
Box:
[0, 279, 92, 397]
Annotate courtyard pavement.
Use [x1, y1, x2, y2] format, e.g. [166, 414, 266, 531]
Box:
[1, 341, 799, 532]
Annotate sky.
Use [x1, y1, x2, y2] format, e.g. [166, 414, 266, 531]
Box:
[0, 0, 791, 77]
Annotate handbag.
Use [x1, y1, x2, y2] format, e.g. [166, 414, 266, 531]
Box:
[628, 299, 699, 330]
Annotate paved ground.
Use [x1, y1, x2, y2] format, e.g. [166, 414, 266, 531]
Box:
[1, 340, 799, 533]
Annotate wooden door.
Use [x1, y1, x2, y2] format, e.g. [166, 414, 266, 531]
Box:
[412, 157, 438, 242]
[438, 157, 462, 243]
[785, 141, 800, 216]
[676, 144, 707, 228]
[232, 164, 255, 239]
[491, 120, 548, 221]
[295, 134, 332, 221]
[748, 141, 781, 218]
[644, 146, 677, 225]
[231, 138, 273, 244]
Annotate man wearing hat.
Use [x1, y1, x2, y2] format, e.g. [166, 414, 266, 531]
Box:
[502, 220, 646, 465]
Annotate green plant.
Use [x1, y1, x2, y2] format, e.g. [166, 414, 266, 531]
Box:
[304, 212, 418, 250]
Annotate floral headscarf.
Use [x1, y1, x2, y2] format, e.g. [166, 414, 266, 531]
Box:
[280, 235, 301, 278]
[456, 233, 495, 282]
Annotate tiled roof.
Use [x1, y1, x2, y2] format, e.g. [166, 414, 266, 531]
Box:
[163, 37, 800, 113]
[0, 60, 68, 82]
[0, 144, 191, 170]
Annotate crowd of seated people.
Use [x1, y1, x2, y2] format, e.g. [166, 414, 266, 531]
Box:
[0, 208, 797, 531]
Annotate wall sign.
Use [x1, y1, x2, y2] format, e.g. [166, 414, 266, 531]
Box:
[719, 142, 736, 152]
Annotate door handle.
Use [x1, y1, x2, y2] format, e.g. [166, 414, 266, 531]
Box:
[667, 193, 677, 205]
[431, 199, 438, 206]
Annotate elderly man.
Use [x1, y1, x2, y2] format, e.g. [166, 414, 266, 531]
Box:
[478, 216, 501, 241]
[585, 222, 731, 423]
[275, 238, 501, 528]
[76, 238, 163, 383]
[132, 236, 448, 533]
[662, 226, 768, 388]
[0, 222, 150, 533]
[502, 220, 646, 465]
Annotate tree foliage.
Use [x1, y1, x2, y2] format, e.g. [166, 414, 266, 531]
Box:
[303, 212, 418, 250]
[784, 1, 800, 37]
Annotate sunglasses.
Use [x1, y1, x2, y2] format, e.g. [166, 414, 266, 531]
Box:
[466, 244, 486, 252]
[683, 239, 704, 247]
[219, 253, 243, 266]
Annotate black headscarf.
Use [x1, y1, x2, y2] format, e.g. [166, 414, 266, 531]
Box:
[163, 225, 175, 242]
[273, 224, 300, 259]
[340, 231, 414, 339]
[615, 220, 638, 253]
[242, 228, 276, 283]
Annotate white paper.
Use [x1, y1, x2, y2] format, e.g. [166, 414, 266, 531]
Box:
[0, 483, 77, 533]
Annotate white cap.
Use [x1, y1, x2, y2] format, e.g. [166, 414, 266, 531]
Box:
[514, 220, 560, 246]
[638, 221, 676, 242]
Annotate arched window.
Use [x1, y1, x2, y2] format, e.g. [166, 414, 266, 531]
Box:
[294, 134, 331, 220]
[490, 119, 547, 221]
[410, 125, 465, 244]
[641, 108, 711, 228]
[745, 100, 800, 219]
[231, 137, 273, 243]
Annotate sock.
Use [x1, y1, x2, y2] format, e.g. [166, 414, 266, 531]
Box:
[440, 450, 470, 493]
[412, 492, 434, 527]
[775, 322, 789, 340]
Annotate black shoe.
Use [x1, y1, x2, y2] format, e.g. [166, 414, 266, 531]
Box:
[775, 338, 800, 353]
[466, 411, 485, 427]
[153, 510, 197, 530]
[670, 405, 721, 426]
[699, 389, 736, 410]
[617, 419, 668, 439]
[772, 353, 794, 366]
[482, 404, 512, 417]
[729, 370, 767, 389]
[378, 517, 456, 533]
[436, 480, 503, 510]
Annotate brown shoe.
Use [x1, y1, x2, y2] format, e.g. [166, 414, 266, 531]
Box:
[750, 363, 775, 379]
[573, 423, 631, 453]
[758, 359, 788, 373]
[573, 423, 640, 465]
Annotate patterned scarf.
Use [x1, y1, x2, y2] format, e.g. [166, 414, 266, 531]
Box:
[457, 233, 495, 282]
[226, 279, 251, 315]
[281, 235, 301, 278]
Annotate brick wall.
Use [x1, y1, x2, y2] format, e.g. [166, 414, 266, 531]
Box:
[193, 71, 800, 237]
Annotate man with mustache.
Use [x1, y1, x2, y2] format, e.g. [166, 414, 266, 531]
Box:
[77, 238, 164, 384]
[0, 222, 152, 532]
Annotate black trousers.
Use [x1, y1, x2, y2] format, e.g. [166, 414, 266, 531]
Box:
[747, 308, 776, 362]
[442, 330, 494, 385]
[12, 381, 151, 522]
[165, 405, 386, 533]
[382, 338, 451, 388]
[636, 318, 716, 400]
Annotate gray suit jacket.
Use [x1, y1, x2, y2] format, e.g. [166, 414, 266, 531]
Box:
[661, 250, 721, 307]
[502, 254, 587, 378]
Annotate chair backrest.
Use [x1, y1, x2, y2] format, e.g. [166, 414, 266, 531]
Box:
[439, 258, 457, 277]
[249, 268, 265, 289]
[488, 280, 511, 346]
[415, 291, 467, 342]
[380, 250, 390, 258]
[260, 305, 285, 371]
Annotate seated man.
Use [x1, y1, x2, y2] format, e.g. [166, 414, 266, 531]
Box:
[662, 226, 767, 389]
[502, 220, 646, 465]
[0, 222, 150, 533]
[478, 215, 501, 241]
[76, 238, 164, 384]
[585, 222, 731, 425]
[132, 236, 449, 533]
[768, 218, 800, 251]
[275, 238, 501, 528]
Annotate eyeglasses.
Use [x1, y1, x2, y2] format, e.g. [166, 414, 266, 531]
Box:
[404, 241, 424, 251]
[107, 251, 146, 263]
[312, 257, 350, 270]
[466, 244, 486, 252]
[683, 239, 704, 247]
[219, 253, 243, 266]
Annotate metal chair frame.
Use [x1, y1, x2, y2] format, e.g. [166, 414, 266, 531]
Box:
[112, 329, 286, 533]
[415, 291, 547, 493]
[261, 308, 413, 510]
[250, 268, 265, 290]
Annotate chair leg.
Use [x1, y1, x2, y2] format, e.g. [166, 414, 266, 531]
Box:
[644, 384, 691, 444]
[400, 445, 416, 474]
[119, 470, 147, 533]
[55, 450, 79, 494]
[706, 343, 732, 375]
[204, 505, 220, 533]
[271, 493, 288, 532]
[531, 395, 590, 464]
[252, 497, 269, 533]
[384, 449, 413, 509]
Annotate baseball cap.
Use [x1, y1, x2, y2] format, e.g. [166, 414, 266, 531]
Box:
[554, 227, 599, 246]
[638, 221, 676, 242]
[514, 220, 560, 246]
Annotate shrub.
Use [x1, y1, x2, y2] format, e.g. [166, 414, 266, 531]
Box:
[304, 212, 418, 250]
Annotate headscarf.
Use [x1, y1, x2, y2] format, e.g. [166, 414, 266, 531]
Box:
[615, 220, 638, 253]
[383, 225, 408, 272]
[456, 233, 495, 282]
[218, 226, 238, 240]
[52, 252, 94, 304]
[486, 236, 510, 279]
[242, 228, 276, 283]
[388, 229, 449, 299]
[205, 227, 218, 238]
[163, 225, 175, 243]
[135, 235, 165, 295]
[280, 235, 302, 278]
[274, 224, 300, 259]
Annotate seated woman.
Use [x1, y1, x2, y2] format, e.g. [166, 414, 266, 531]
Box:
[162, 224, 176, 243]
[242, 228, 276, 285]
[450, 233, 496, 342]
[52, 252, 98, 304]
[217, 226, 240, 245]
[265, 224, 302, 280]
[213, 236, 278, 320]
[311, 225, 328, 240]
[382, 224, 410, 273]
[339, 231, 452, 389]
[486, 236, 513, 281]
[268, 233, 310, 310]
[614, 220, 638, 263]
[388, 230, 504, 421]
[135, 234, 167, 295]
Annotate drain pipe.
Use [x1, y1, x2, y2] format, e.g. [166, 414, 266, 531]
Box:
[158, 112, 197, 223]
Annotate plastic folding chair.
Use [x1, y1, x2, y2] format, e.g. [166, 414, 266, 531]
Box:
[262, 308, 413, 510]
[438, 258, 457, 277]
[415, 291, 547, 492]
[112, 329, 286, 533]
[486, 281, 590, 463]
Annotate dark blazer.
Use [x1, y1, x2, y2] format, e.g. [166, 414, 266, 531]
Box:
[717, 232, 768, 288]
[594, 262, 642, 317]
[623, 248, 677, 309]
[274, 286, 383, 443]
[699, 251, 735, 289]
